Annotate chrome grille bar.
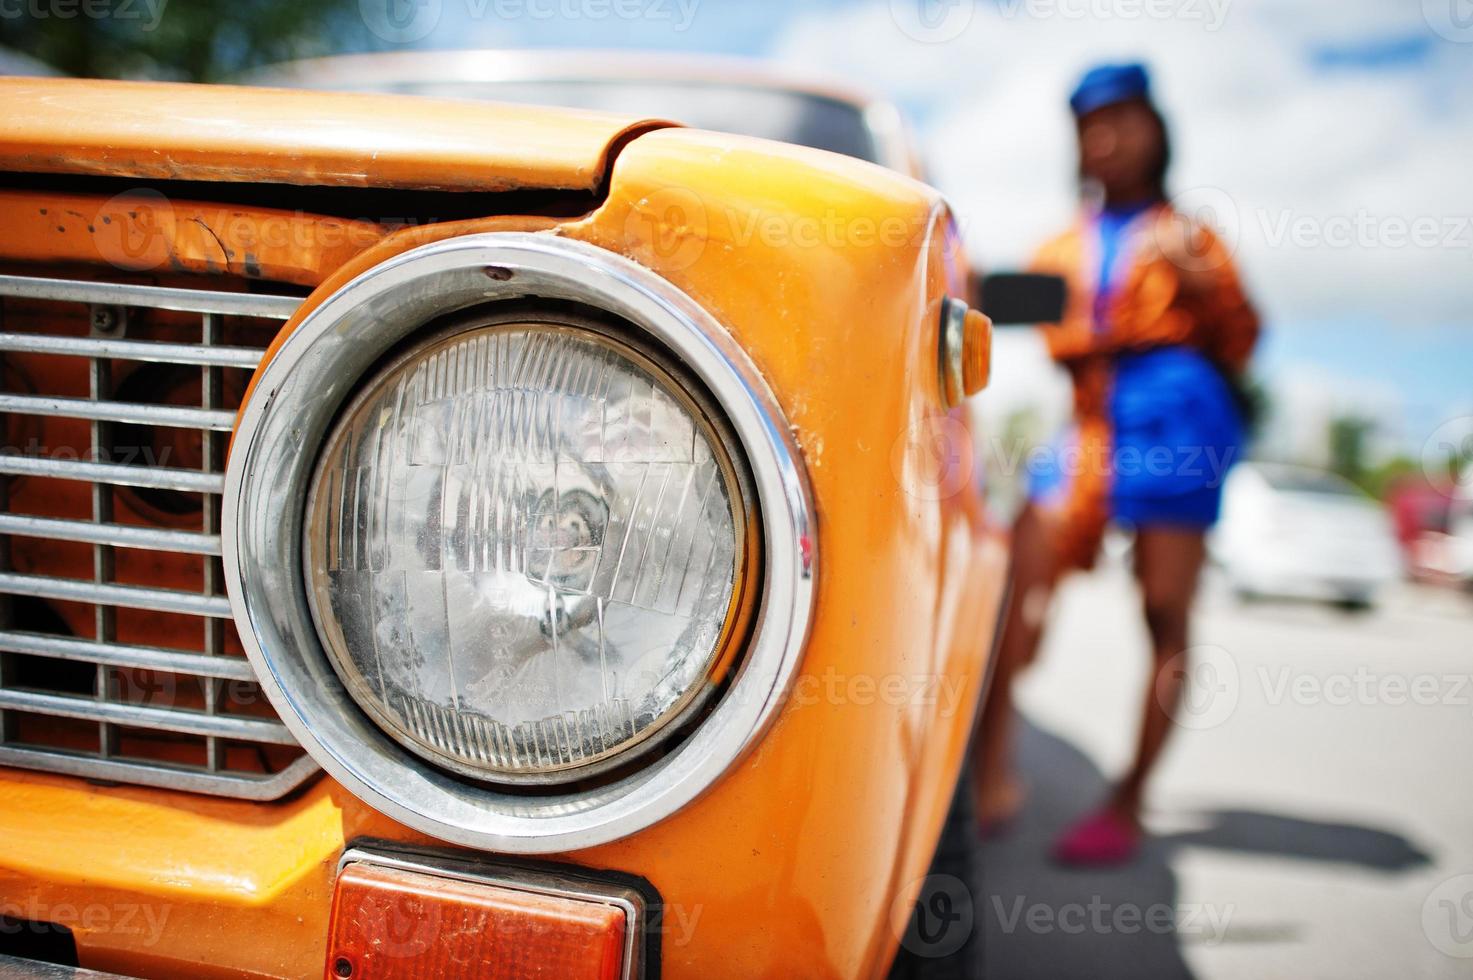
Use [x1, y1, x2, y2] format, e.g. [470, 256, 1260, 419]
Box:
[0, 393, 237, 431]
[0, 272, 315, 800]
[0, 745, 318, 801]
[88, 332, 117, 762]
[0, 342, 10, 751]
[0, 629, 254, 680]
[200, 312, 227, 771]
[0, 454, 225, 493]
[0, 571, 233, 618]
[0, 514, 220, 555]
[0, 331, 265, 368]
[0, 275, 300, 319]
[0, 688, 296, 744]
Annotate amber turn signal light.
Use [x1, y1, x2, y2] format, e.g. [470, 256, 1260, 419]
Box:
[939, 297, 993, 407]
[961, 307, 993, 396]
[326, 862, 628, 980]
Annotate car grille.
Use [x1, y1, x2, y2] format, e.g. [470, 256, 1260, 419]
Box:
[0, 272, 318, 799]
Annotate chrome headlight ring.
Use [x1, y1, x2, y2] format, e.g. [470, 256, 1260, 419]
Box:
[223, 232, 815, 853]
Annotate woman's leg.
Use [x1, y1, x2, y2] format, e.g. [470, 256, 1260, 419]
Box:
[972, 502, 1062, 826]
[1110, 524, 1208, 819]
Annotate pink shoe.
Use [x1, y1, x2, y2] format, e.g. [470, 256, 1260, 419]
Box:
[1051, 809, 1140, 867]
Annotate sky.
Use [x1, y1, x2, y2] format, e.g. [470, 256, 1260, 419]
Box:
[381, 0, 1472, 461]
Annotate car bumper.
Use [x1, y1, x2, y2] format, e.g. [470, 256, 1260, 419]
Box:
[1227, 558, 1399, 600]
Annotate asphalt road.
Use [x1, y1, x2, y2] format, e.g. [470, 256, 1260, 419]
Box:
[979, 555, 1473, 980]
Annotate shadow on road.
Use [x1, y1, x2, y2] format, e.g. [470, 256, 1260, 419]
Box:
[1162, 808, 1432, 872]
[979, 716, 1432, 979]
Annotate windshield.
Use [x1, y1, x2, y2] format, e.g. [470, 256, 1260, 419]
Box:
[333, 78, 881, 164]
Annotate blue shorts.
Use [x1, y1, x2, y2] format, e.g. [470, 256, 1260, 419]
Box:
[1112, 478, 1225, 528]
[1029, 347, 1243, 531]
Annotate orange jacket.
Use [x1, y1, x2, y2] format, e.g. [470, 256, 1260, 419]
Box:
[1030, 204, 1260, 569]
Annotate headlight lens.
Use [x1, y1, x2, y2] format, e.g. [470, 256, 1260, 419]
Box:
[304, 318, 751, 783]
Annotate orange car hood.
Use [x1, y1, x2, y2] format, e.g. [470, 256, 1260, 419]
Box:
[0, 77, 670, 193]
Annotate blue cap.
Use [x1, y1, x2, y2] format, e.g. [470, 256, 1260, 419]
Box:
[1069, 62, 1152, 117]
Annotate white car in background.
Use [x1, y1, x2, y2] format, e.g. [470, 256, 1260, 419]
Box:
[1215, 462, 1402, 608]
[1451, 463, 1473, 587]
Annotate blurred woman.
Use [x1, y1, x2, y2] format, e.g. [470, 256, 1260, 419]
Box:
[972, 63, 1260, 865]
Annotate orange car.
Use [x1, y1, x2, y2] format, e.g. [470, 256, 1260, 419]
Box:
[0, 57, 1005, 979]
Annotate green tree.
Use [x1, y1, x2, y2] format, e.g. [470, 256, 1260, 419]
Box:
[1327, 415, 1374, 489]
[1239, 373, 1271, 442]
[0, 0, 363, 82]
[1361, 456, 1418, 501]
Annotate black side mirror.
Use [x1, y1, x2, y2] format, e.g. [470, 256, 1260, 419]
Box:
[973, 272, 1067, 326]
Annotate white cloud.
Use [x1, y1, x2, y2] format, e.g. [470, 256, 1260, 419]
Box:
[769, 0, 1473, 332]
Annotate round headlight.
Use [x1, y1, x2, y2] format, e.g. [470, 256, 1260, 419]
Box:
[224, 233, 813, 853]
[304, 316, 752, 782]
